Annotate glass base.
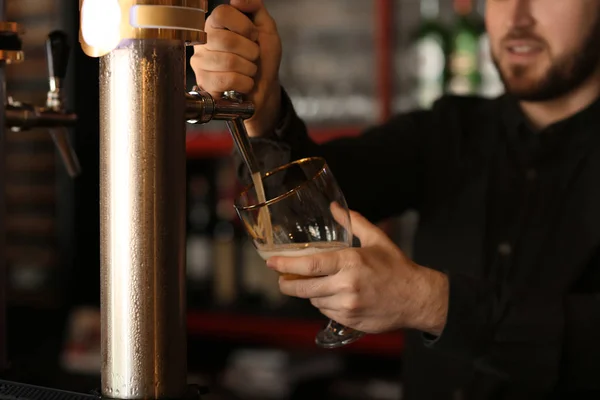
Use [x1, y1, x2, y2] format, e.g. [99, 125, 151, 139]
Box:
[315, 319, 366, 349]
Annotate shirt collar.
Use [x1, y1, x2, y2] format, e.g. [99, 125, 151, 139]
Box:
[501, 93, 600, 145]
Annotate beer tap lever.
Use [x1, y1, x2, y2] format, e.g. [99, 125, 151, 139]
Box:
[4, 30, 79, 176]
[222, 90, 260, 176]
[46, 30, 69, 105]
[45, 30, 81, 177]
[186, 87, 257, 173]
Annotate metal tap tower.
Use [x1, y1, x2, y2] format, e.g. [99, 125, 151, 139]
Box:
[0, 1, 253, 396]
[79, 1, 254, 399]
[99, 37, 189, 399]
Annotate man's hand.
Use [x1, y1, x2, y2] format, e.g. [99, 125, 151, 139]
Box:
[191, 0, 282, 137]
[266, 204, 450, 335]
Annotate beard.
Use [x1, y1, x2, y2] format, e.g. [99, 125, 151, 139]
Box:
[492, 13, 600, 102]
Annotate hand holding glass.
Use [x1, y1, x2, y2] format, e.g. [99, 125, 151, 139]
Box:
[234, 157, 365, 348]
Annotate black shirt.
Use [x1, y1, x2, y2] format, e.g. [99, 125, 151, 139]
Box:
[242, 90, 600, 399]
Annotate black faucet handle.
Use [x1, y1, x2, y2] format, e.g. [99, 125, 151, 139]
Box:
[46, 30, 70, 82]
[45, 30, 79, 177]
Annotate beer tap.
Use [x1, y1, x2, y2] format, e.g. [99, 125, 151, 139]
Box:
[0, 0, 257, 398]
[187, 88, 259, 175]
[0, 11, 79, 379]
[0, 0, 80, 386]
[77, 1, 255, 399]
[45, 31, 81, 178]
[6, 30, 79, 177]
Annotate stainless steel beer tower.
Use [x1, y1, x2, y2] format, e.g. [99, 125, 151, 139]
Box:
[80, 1, 254, 398]
[98, 38, 189, 399]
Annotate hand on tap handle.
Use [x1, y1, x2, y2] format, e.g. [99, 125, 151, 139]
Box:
[191, 0, 283, 138]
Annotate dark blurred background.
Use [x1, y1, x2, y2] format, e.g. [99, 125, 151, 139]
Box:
[1, 0, 499, 399]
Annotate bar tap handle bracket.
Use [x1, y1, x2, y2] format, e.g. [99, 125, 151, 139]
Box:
[186, 88, 258, 173]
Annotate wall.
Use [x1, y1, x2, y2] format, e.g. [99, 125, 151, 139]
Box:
[5, 0, 71, 309]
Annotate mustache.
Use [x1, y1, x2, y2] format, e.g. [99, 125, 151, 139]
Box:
[502, 29, 547, 46]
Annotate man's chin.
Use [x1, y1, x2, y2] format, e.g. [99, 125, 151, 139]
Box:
[500, 71, 553, 101]
[504, 82, 544, 100]
[497, 63, 550, 99]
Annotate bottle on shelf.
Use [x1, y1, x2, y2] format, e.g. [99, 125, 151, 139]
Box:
[186, 160, 217, 308]
[476, 0, 505, 98]
[447, 0, 484, 95]
[212, 159, 241, 308]
[410, 0, 450, 109]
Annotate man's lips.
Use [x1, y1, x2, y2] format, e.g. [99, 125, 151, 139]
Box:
[505, 39, 544, 54]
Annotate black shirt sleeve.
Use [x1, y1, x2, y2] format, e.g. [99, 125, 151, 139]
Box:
[239, 87, 434, 223]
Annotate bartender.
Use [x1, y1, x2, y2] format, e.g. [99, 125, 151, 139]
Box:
[193, 0, 600, 399]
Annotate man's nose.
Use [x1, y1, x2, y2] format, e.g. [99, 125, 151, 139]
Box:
[507, 0, 535, 30]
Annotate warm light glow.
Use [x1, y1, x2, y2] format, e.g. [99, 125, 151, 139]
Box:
[81, 0, 121, 51]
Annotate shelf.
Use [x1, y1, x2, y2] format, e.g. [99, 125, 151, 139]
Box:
[186, 126, 363, 159]
[187, 310, 403, 357]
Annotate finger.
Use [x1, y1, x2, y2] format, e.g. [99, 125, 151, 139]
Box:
[191, 50, 258, 77]
[228, 0, 263, 14]
[310, 304, 338, 321]
[278, 276, 337, 299]
[267, 251, 341, 277]
[310, 296, 337, 310]
[311, 298, 363, 328]
[315, 308, 351, 328]
[208, 5, 258, 41]
[312, 292, 362, 311]
[330, 201, 352, 238]
[345, 206, 383, 247]
[230, 0, 278, 33]
[195, 71, 254, 97]
[202, 29, 260, 61]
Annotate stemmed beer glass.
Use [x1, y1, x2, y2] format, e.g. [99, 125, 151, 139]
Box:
[234, 157, 365, 348]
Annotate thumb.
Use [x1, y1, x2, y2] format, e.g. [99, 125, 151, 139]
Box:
[331, 202, 382, 247]
[229, 0, 277, 32]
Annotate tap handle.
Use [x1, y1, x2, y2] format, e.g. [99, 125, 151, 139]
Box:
[44, 31, 80, 177]
[46, 30, 70, 83]
[221, 90, 261, 175]
[50, 129, 81, 178]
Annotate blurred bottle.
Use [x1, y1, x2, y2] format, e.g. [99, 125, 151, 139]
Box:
[476, 0, 505, 98]
[478, 34, 505, 98]
[186, 161, 216, 308]
[410, 0, 449, 109]
[447, 0, 484, 95]
[212, 159, 240, 308]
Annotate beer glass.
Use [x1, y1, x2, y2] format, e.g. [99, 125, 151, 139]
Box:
[234, 157, 365, 348]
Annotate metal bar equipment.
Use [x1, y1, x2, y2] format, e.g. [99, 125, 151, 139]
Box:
[99, 38, 188, 399]
[0, 1, 74, 372]
[80, 1, 254, 398]
[0, 0, 254, 396]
